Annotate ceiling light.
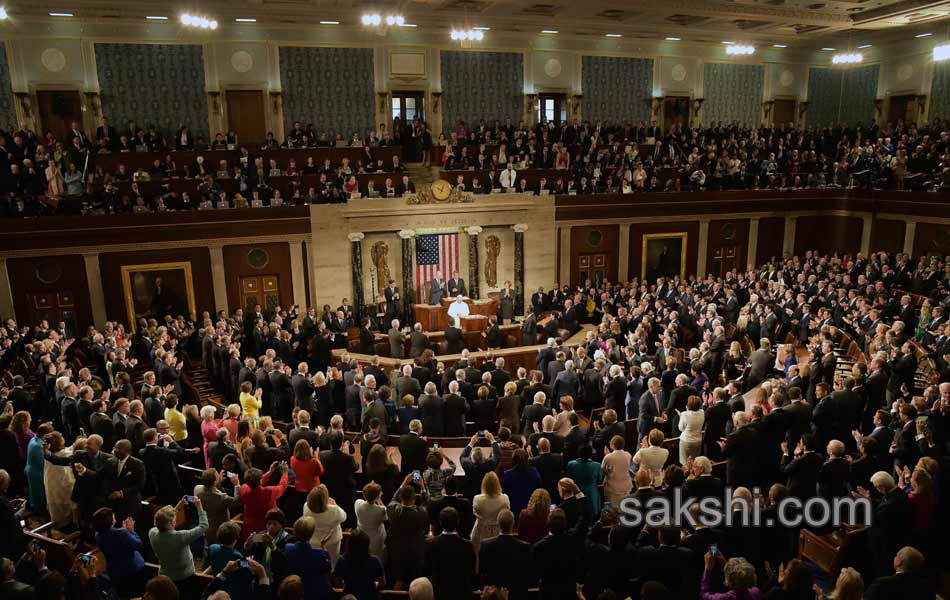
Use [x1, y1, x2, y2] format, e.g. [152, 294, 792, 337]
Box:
[49, 12, 73, 17]
[832, 52, 863, 64]
[361, 14, 381, 26]
[146, 15, 168, 20]
[934, 43, 950, 61]
[0, 8, 7, 19]
[606, 33, 622, 38]
[210, 20, 218, 29]
[473, 26, 490, 31]
[319, 20, 339, 25]
[398, 23, 416, 27]
[180, 13, 218, 30]
[726, 44, 755, 55]
[541, 29, 558, 34]
[451, 29, 484, 41]
[773, 44, 787, 48]
[665, 36, 681, 41]
[235, 18, 257, 22]
[915, 32, 933, 38]
[821, 47, 836, 51]
[721, 41, 735, 45]
[857, 44, 872, 49]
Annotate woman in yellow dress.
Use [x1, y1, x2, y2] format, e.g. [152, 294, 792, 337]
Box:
[163, 395, 188, 442]
[239, 381, 262, 427]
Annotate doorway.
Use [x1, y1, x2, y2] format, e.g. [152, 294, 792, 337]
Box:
[709, 246, 739, 279]
[225, 90, 266, 146]
[537, 93, 567, 126]
[886, 94, 918, 125]
[663, 96, 691, 131]
[27, 290, 78, 333]
[391, 92, 425, 123]
[576, 254, 607, 288]
[772, 99, 797, 127]
[36, 90, 83, 142]
[240, 275, 281, 313]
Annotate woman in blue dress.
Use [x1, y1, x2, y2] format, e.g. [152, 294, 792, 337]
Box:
[566, 444, 603, 513]
[25, 423, 53, 512]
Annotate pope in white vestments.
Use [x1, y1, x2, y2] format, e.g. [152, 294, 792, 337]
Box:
[447, 295, 470, 327]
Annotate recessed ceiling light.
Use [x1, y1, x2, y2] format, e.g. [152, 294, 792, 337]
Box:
[235, 18, 257, 22]
[605, 33, 622, 38]
[821, 47, 836, 51]
[541, 29, 558, 34]
[722, 41, 735, 45]
[665, 36, 681, 41]
[319, 20, 339, 25]
[857, 44, 872, 49]
[399, 23, 417, 27]
[915, 32, 933, 38]
[773, 44, 787, 48]
[146, 15, 168, 20]
[0, 8, 8, 19]
[473, 26, 490, 31]
[49, 12, 73, 17]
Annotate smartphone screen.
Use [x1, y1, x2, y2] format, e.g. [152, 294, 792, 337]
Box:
[710, 544, 718, 556]
[412, 470, 421, 482]
[185, 495, 195, 503]
[239, 559, 249, 568]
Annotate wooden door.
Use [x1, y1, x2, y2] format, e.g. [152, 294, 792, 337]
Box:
[36, 90, 83, 142]
[663, 96, 690, 131]
[27, 290, 77, 332]
[225, 90, 266, 146]
[709, 246, 739, 279]
[772, 99, 796, 127]
[886, 95, 916, 125]
[576, 254, 607, 288]
[239, 275, 281, 312]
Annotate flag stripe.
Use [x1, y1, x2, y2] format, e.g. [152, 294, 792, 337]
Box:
[415, 232, 459, 303]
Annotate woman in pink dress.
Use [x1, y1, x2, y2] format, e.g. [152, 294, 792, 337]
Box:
[199, 405, 220, 468]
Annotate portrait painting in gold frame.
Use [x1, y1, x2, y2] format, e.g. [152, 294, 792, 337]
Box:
[121, 262, 197, 331]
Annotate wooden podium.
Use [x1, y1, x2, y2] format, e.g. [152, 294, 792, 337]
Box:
[414, 297, 499, 331]
[461, 315, 489, 332]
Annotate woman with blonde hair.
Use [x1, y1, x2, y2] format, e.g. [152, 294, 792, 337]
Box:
[354, 481, 388, 562]
[313, 371, 332, 427]
[240, 382, 262, 426]
[471, 471, 510, 553]
[553, 396, 575, 437]
[633, 429, 669, 486]
[601, 435, 632, 507]
[303, 484, 347, 566]
[678, 395, 705, 464]
[517, 488, 551, 543]
[817, 566, 862, 600]
[724, 341, 746, 382]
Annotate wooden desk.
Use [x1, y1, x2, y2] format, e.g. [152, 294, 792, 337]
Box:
[416, 298, 499, 331]
[461, 315, 489, 332]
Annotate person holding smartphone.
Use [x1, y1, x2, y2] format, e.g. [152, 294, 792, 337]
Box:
[148, 495, 208, 594]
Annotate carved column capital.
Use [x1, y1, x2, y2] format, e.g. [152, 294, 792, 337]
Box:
[512, 223, 529, 233]
[347, 232, 366, 242]
[464, 226, 483, 236]
[397, 229, 416, 239]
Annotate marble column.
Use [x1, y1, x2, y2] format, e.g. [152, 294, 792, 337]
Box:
[558, 226, 572, 285]
[82, 252, 108, 328]
[288, 240, 308, 311]
[208, 243, 229, 314]
[348, 232, 365, 322]
[513, 224, 528, 316]
[782, 216, 797, 256]
[904, 220, 917, 255]
[398, 229, 416, 322]
[747, 217, 760, 269]
[697, 219, 710, 277]
[305, 240, 317, 309]
[465, 226, 482, 299]
[860, 215, 873, 256]
[618, 224, 630, 282]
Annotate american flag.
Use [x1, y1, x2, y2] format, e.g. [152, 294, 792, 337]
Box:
[415, 232, 459, 303]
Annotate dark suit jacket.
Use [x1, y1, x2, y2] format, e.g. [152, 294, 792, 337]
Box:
[721, 424, 759, 487]
[425, 533, 476, 600]
[104, 455, 146, 518]
[443, 393, 469, 436]
[291, 373, 315, 411]
[399, 432, 429, 477]
[444, 327, 464, 354]
[480, 534, 535, 600]
[864, 571, 934, 600]
[780, 451, 823, 500]
[419, 393, 446, 436]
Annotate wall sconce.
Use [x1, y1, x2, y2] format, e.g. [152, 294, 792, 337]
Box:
[571, 94, 583, 116]
[14, 93, 32, 119]
[691, 98, 705, 117]
[525, 93, 537, 115]
[431, 91, 442, 113]
[798, 101, 809, 118]
[873, 98, 884, 118]
[763, 100, 774, 119]
[269, 91, 281, 114]
[377, 92, 389, 113]
[208, 91, 222, 115]
[651, 97, 664, 117]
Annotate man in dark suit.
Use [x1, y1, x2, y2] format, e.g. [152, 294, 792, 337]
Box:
[602, 364, 627, 414]
[388, 319, 406, 359]
[269, 363, 294, 422]
[104, 440, 146, 519]
[319, 432, 359, 519]
[529, 437, 563, 500]
[479, 510, 535, 600]
[864, 546, 933, 600]
[399, 420, 429, 477]
[291, 362, 315, 412]
[683, 456, 725, 501]
[719, 411, 760, 487]
[521, 391, 553, 434]
[424, 507, 475, 600]
[409, 323, 429, 359]
[780, 432, 823, 501]
[124, 401, 148, 452]
[635, 527, 697, 598]
[521, 311, 538, 345]
[447, 272, 467, 297]
[429, 272, 446, 305]
[384, 281, 401, 323]
[703, 389, 732, 459]
[288, 410, 321, 450]
[444, 324, 464, 355]
[139, 428, 195, 505]
[359, 318, 377, 354]
[638, 377, 666, 444]
[745, 339, 775, 391]
[443, 381, 469, 436]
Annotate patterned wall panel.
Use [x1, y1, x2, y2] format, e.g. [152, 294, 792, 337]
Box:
[95, 43, 209, 139]
[0, 44, 17, 131]
[581, 56, 653, 123]
[703, 62, 765, 126]
[440, 50, 523, 132]
[930, 60, 950, 121]
[279, 46, 375, 137]
[806, 64, 879, 127]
